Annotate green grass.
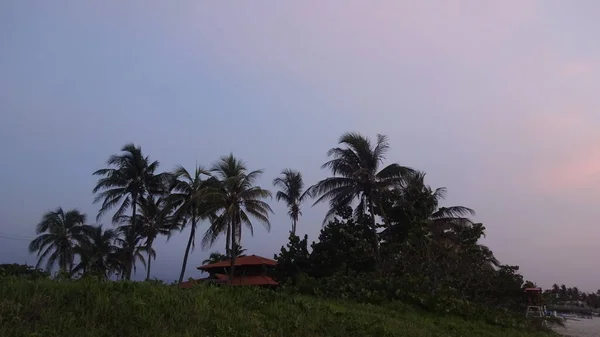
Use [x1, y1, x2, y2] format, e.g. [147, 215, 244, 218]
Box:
[0, 278, 553, 337]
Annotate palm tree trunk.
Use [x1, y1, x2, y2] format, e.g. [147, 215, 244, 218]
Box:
[60, 250, 65, 274]
[126, 250, 133, 280]
[368, 198, 381, 261]
[127, 194, 137, 281]
[178, 219, 196, 284]
[229, 219, 236, 285]
[292, 218, 297, 236]
[145, 238, 153, 281]
[225, 223, 231, 257]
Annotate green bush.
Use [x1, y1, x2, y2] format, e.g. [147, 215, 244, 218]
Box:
[0, 264, 50, 280]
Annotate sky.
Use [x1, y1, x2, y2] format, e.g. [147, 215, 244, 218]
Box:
[1, 1, 599, 290]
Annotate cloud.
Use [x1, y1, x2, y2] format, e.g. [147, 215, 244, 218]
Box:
[528, 113, 600, 193]
[561, 61, 595, 77]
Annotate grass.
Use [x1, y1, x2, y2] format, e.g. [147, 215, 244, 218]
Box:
[0, 278, 554, 337]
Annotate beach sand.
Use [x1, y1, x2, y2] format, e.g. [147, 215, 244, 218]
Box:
[553, 318, 600, 337]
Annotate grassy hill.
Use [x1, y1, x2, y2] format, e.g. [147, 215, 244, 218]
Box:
[0, 278, 553, 337]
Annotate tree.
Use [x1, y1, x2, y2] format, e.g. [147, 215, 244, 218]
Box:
[125, 196, 175, 280]
[560, 284, 567, 301]
[202, 154, 273, 284]
[92, 143, 170, 280]
[274, 233, 311, 282]
[201, 252, 228, 265]
[167, 165, 214, 285]
[382, 171, 475, 239]
[28, 208, 87, 273]
[72, 225, 121, 279]
[0, 264, 50, 280]
[309, 206, 376, 278]
[114, 224, 148, 280]
[309, 132, 413, 258]
[231, 245, 247, 257]
[201, 247, 245, 265]
[273, 169, 310, 236]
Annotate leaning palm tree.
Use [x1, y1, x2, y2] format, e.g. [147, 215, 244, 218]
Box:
[120, 196, 175, 280]
[309, 132, 413, 258]
[167, 165, 214, 285]
[202, 154, 273, 283]
[72, 225, 121, 279]
[92, 143, 170, 279]
[273, 169, 310, 236]
[28, 208, 87, 274]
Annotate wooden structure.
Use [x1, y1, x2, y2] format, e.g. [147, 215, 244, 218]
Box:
[525, 287, 545, 318]
[192, 255, 278, 288]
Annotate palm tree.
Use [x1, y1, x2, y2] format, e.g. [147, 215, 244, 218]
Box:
[112, 224, 148, 280]
[28, 208, 87, 273]
[232, 245, 247, 257]
[201, 252, 228, 265]
[400, 171, 475, 237]
[202, 154, 273, 283]
[72, 225, 121, 279]
[393, 171, 490, 266]
[273, 169, 310, 236]
[201, 246, 246, 265]
[123, 196, 175, 280]
[309, 132, 413, 258]
[167, 165, 214, 285]
[92, 143, 170, 279]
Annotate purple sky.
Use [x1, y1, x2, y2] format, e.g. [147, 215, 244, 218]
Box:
[1, 1, 599, 290]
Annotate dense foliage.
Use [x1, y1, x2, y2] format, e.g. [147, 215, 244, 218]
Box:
[18, 132, 568, 333]
[544, 284, 600, 310]
[272, 132, 547, 327]
[0, 264, 49, 280]
[0, 278, 553, 337]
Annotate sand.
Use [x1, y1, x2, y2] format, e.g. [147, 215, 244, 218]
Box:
[553, 318, 600, 337]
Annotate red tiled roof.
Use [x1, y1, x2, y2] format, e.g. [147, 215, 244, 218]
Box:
[197, 254, 276, 270]
[214, 273, 278, 286]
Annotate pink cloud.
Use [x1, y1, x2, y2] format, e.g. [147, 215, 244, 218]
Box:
[529, 113, 600, 192]
[538, 155, 600, 191]
[561, 61, 595, 77]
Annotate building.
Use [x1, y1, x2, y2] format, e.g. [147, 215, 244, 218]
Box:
[179, 255, 278, 288]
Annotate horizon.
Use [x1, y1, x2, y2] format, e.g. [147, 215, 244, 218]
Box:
[2, 1, 600, 292]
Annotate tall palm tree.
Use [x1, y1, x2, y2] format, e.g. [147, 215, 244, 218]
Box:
[92, 143, 170, 279]
[167, 165, 214, 285]
[273, 169, 310, 236]
[309, 132, 413, 258]
[72, 225, 121, 279]
[202, 154, 273, 283]
[28, 208, 87, 273]
[121, 196, 175, 280]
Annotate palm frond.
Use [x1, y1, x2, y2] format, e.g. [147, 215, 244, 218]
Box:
[431, 206, 476, 219]
[372, 134, 390, 163]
